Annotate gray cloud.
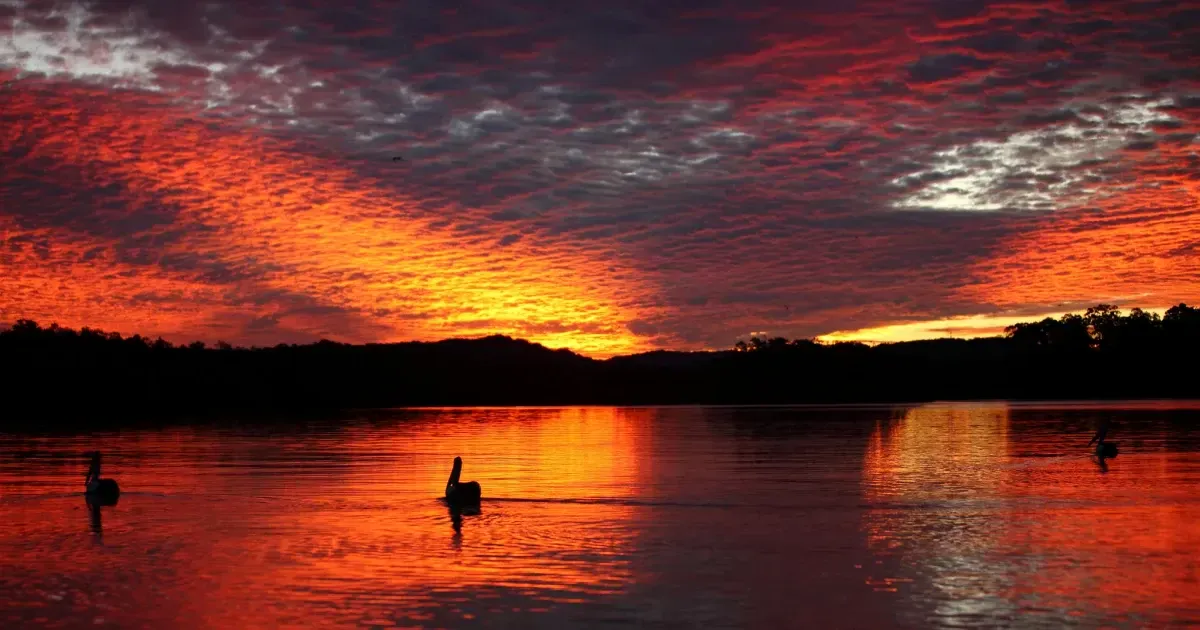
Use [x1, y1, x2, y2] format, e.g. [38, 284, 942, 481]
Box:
[1, 0, 1198, 352]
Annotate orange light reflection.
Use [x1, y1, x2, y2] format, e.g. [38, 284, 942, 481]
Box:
[863, 403, 1200, 625]
[0, 408, 650, 628]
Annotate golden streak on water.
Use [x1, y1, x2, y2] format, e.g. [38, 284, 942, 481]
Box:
[1, 404, 1198, 627]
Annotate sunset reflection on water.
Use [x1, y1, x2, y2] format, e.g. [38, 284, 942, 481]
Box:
[2, 404, 1198, 628]
[863, 403, 1200, 627]
[0, 408, 649, 628]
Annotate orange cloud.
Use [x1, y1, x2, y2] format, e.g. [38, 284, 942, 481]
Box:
[960, 182, 1199, 310]
[3, 0, 1198, 353]
[1, 84, 660, 356]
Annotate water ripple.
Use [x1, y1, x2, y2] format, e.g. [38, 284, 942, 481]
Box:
[1, 403, 1198, 628]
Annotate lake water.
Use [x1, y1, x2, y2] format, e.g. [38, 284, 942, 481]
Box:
[2, 402, 1198, 629]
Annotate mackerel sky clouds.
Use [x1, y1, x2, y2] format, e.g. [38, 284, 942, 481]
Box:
[2, 0, 1198, 355]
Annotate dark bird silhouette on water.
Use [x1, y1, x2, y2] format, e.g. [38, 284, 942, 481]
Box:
[392, 156, 404, 161]
[84, 452, 120, 504]
[1089, 417, 1118, 458]
[445, 456, 482, 506]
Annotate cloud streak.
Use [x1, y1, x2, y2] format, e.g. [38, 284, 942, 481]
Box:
[2, 0, 1197, 355]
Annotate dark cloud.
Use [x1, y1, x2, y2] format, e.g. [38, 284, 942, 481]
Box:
[908, 54, 995, 83]
[1, 0, 1197, 353]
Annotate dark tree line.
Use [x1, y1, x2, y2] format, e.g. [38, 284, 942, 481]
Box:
[1, 304, 1197, 424]
[1002, 304, 1200, 352]
[732, 304, 1200, 355]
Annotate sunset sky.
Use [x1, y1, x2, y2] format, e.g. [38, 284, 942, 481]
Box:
[2, 0, 1197, 356]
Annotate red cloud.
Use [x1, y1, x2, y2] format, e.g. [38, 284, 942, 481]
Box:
[2, 0, 1197, 352]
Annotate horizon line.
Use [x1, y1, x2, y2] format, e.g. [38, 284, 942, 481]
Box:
[1, 302, 1188, 358]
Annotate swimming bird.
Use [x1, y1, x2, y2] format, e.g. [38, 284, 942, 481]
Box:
[392, 156, 404, 161]
[84, 451, 120, 503]
[445, 456, 482, 505]
[1089, 417, 1118, 458]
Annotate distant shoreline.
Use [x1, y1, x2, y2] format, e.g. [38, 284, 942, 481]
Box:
[3, 304, 1199, 426]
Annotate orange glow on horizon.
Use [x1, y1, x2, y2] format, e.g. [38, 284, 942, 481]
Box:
[818, 307, 1171, 345]
[3, 82, 1196, 357]
[0, 85, 657, 357]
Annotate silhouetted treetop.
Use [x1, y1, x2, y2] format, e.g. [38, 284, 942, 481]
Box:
[1000, 304, 1196, 354]
[2, 303, 1197, 422]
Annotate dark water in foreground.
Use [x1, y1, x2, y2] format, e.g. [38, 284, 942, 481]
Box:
[2, 402, 1198, 629]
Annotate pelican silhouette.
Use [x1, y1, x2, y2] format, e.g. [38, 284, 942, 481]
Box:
[84, 452, 120, 503]
[1089, 417, 1118, 457]
[445, 457, 481, 505]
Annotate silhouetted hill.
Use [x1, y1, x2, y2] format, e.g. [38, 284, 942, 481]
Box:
[2, 303, 1198, 422]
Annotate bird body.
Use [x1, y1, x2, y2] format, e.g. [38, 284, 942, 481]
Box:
[86, 478, 121, 503]
[84, 452, 120, 503]
[445, 457, 482, 505]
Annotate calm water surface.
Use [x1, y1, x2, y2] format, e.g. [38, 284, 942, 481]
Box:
[2, 402, 1198, 629]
